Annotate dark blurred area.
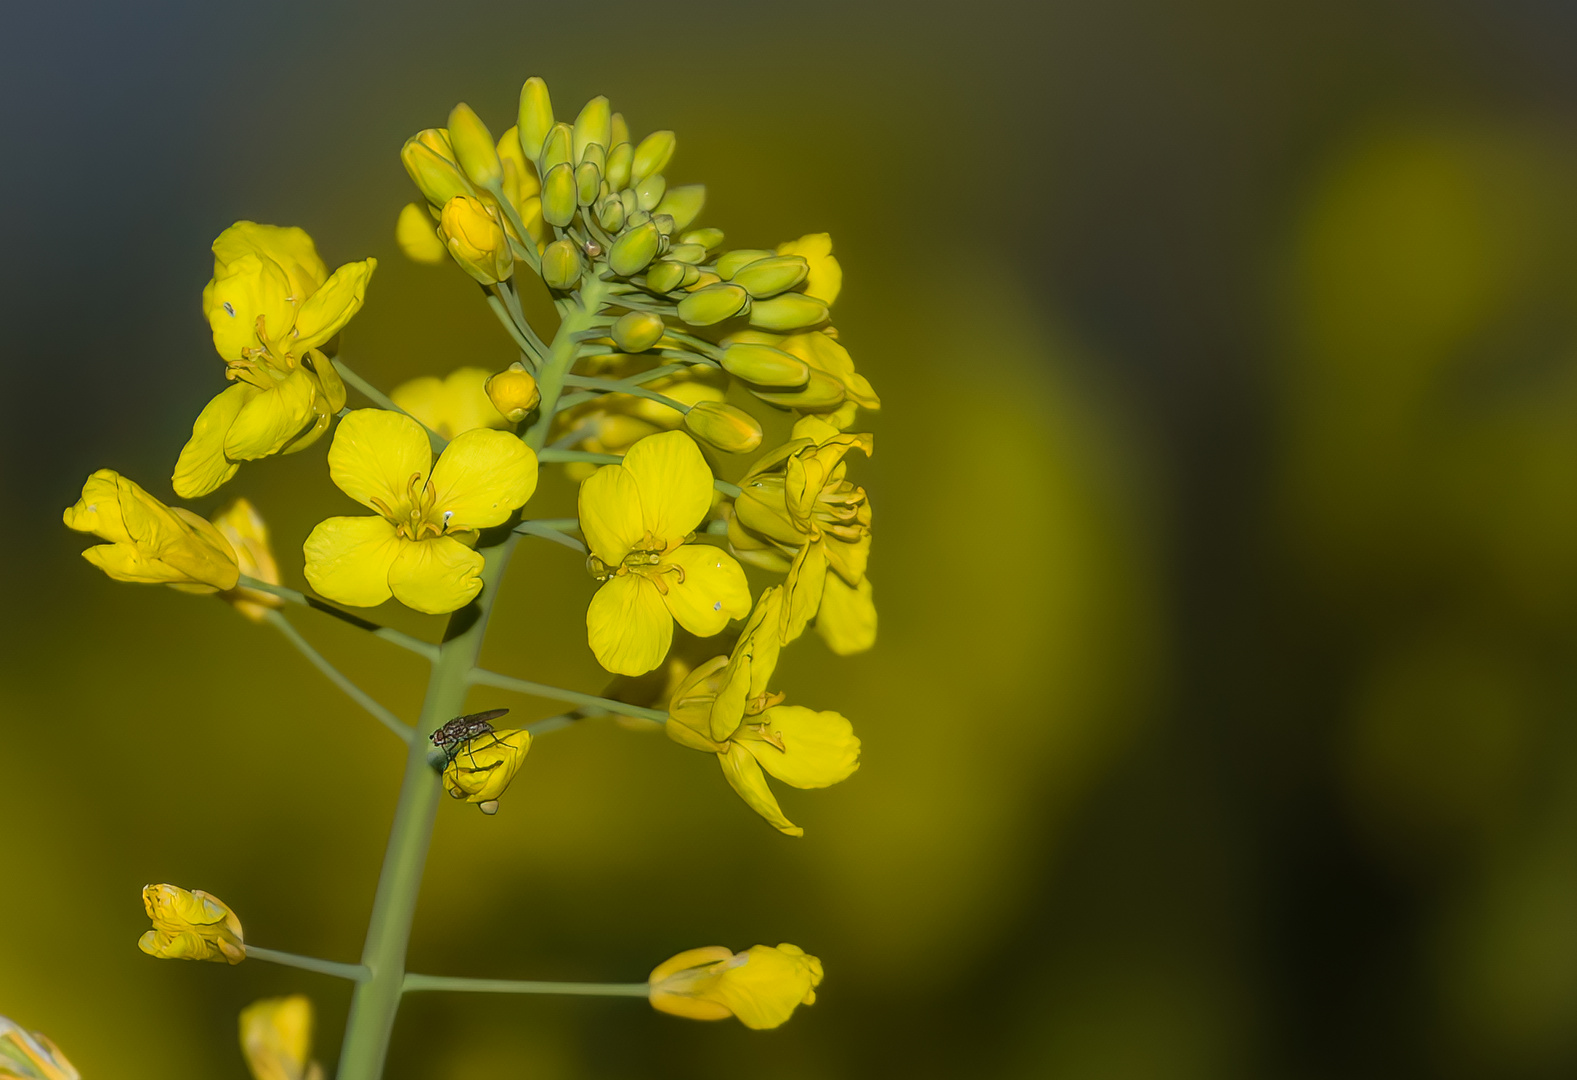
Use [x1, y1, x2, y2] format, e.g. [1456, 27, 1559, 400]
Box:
[6, 1, 1577, 1077]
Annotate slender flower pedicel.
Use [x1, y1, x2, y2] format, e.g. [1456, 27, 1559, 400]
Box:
[65, 72, 880, 1077]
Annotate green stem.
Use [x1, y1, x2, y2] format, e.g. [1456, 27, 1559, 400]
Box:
[535, 451, 741, 497]
[524, 276, 609, 452]
[468, 666, 667, 723]
[486, 293, 542, 367]
[562, 375, 692, 413]
[333, 358, 448, 453]
[514, 519, 586, 553]
[245, 945, 370, 982]
[239, 576, 437, 660]
[402, 973, 649, 997]
[264, 611, 413, 743]
[333, 535, 517, 1080]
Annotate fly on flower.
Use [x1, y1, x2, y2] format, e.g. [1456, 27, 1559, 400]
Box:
[430, 708, 511, 763]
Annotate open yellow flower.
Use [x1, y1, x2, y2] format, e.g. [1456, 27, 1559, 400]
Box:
[442, 728, 530, 808]
[667, 587, 859, 836]
[240, 996, 323, 1080]
[648, 943, 823, 1029]
[211, 498, 282, 622]
[174, 222, 374, 498]
[139, 884, 244, 965]
[580, 431, 751, 675]
[64, 470, 238, 591]
[0, 1017, 79, 1080]
[390, 366, 509, 439]
[304, 410, 537, 615]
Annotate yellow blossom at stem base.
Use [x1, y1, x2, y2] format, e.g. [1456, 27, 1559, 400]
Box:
[648, 943, 823, 1029]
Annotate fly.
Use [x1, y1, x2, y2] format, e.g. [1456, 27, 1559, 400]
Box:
[430, 708, 511, 765]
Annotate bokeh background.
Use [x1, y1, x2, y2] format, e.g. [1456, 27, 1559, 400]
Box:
[5, 0, 1577, 1076]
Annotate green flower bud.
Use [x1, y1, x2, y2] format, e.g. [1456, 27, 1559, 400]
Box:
[611, 112, 630, 147]
[539, 122, 574, 174]
[681, 227, 725, 251]
[666, 243, 707, 265]
[597, 195, 625, 233]
[732, 255, 810, 298]
[606, 142, 634, 191]
[654, 185, 705, 232]
[542, 162, 577, 227]
[612, 311, 666, 352]
[621, 189, 640, 218]
[573, 96, 612, 162]
[608, 220, 661, 277]
[517, 77, 554, 161]
[680, 265, 705, 288]
[576, 160, 602, 207]
[749, 293, 829, 331]
[684, 400, 764, 453]
[448, 103, 503, 189]
[750, 368, 846, 410]
[402, 131, 473, 207]
[632, 130, 677, 182]
[645, 261, 686, 292]
[541, 238, 584, 290]
[721, 342, 811, 387]
[636, 173, 667, 212]
[677, 283, 750, 326]
[652, 213, 675, 236]
[716, 249, 775, 280]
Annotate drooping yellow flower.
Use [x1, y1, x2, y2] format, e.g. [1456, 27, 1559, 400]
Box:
[667, 587, 859, 836]
[240, 996, 323, 1080]
[648, 943, 823, 1029]
[580, 431, 751, 675]
[64, 470, 238, 591]
[442, 728, 530, 809]
[0, 1016, 79, 1080]
[211, 498, 282, 622]
[174, 222, 374, 498]
[139, 884, 245, 965]
[303, 410, 537, 615]
[775, 233, 841, 305]
[729, 416, 875, 652]
[389, 367, 509, 439]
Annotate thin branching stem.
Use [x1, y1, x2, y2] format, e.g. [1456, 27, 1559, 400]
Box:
[402, 974, 649, 997]
[264, 610, 413, 744]
[514, 519, 586, 553]
[536, 450, 742, 497]
[467, 666, 667, 723]
[332, 358, 448, 453]
[239, 576, 438, 660]
[246, 945, 371, 982]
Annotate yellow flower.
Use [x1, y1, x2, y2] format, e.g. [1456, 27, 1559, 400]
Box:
[389, 366, 509, 439]
[729, 416, 875, 652]
[395, 202, 446, 264]
[648, 943, 823, 1029]
[580, 431, 751, 676]
[64, 470, 238, 591]
[442, 728, 530, 808]
[726, 328, 879, 415]
[240, 996, 323, 1080]
[303, 410, 538, 615]
[211, 498, 282, 622]
[138, 884, 244, 965]
[667, 587, 859, 836]
[0, 1016, 79, 1080]
[775, 233, 841, 305]
[174, 222, 374, 498]
[438, 195, 513, 284]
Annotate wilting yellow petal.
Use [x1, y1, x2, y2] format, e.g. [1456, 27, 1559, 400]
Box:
[622, 430, 713, 541]
[294, 258, 375, 351]
[223, 368, 319, 461]
[718, 742, 800, 836]
[140, 884, 244, 964]
[172, 382, 256, 498]
[386, 535, 485, 614]
[660, 544, 750, 638]
[327, 409, 432, 513]
[578, 462, 644, 564]
[588, 573, 673, 676]
[647, 942, 822, 1029]
[66, 471, 238, 590]
[816, 573, 876, 655]
[302, 516, 403, 607]
[426, 428, 537, 530]
[742, 705, 860, 789]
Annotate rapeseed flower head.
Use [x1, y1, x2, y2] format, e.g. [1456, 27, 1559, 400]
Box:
[579, 431, 750, 675]
[0, 1017, 79, 1080]
[240, 996, 323, 1080]
[389, 367, 509, 439]
[648, 943, 823, 1029]
[64, 470, 238, 591]
[139, 884, 245, 964]
[211, 498, 282, 622]
[442, 728, 530, 809]
[304, 410, 537, 614]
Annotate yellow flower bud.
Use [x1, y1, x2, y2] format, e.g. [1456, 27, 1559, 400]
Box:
[443, 729, 530, 807]
[677, 283, 749, 326]
[401, 130, 472, 207]
[395, 202, 445, 264]
[632, 130, 676, 183]
[139, 884, 245, 965]
[485, 364, 541, 422]
[654, 184, 705, 232]
[611, 311, 665, 352]
[715, 249, 775, 279]
[684, 400, 763, 453]
[605, 141, 633, 191]
[572, 95, 611, 161]
[732, 254, 809, 298]
[541, 161, 576, 227]
[645, 260, 685, 293]
[240, 995, 322, 1080]
[64, 470, 239, 591]
[749, 292, 829, 331]
[211, 498, 282, 623]
[447, 102, 503, 189]
[608, 220, 661, 277]
[721, 342, 811, 387]
[517, 77, 554, 161]
[439, 195, 512, 285]
[0, 1016, 79, 1080]
[648, 944, 822, 1029]
[541, 238, 584, 290]
[750, 368, 846, 409]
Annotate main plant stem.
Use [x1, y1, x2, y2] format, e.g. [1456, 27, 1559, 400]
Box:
[335, 277, 605, 1079]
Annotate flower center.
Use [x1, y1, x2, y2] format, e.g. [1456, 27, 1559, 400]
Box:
[585, 531, 691, 592]
[369, 472, 450, 541]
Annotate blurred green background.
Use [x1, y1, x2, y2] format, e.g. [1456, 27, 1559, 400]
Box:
[6, 1, 1577, 1076]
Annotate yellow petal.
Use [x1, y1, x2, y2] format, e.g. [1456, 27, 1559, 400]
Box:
[327, 409, 432, 513]
[172, 383, 256, 498]
[718, 742, 801, 836]
[661, 544, 750, 638]
[240, 995, 315, 1080]
[206, 253, 294, 360]
[223, 368, 319, 461]
[587, 574, 672, 676]
[63, 468, 133, 542]
[396, 202, 447, 264]
[578, 462, 644, 564]
[386, 535, 485, 614]
[82, 543, 194, 584]
[743, 705, 860, 789]
[817, 573, 876, 655]
[302, 516, 403, 607]
[427, 428, 538, 530]
[781, 540, 827, 644]
[708, 944, 823, 1029]
[776, 233, 841, 305]
[211, 221, 328, 299]
[622, 430, 713, 541]
[294, 258, 376, 351]
[390, 366, 506, 439]
[442, 728, 531, 802]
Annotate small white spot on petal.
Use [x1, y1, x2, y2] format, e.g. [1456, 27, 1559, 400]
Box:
[713, 600, 722, 611]
[223, 302, 236, 317]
